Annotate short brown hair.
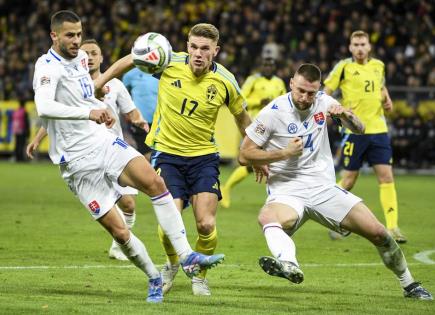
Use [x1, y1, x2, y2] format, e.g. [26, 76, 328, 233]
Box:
[51, 10, 80, 31]
[350, 30, 369, 42]
[81, 39, 99, 47]
[188, 23, 219, 43]
[296, 63, 321, 82]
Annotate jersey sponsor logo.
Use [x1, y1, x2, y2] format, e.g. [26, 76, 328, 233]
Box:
[112, 137, 129, 149]
[206, 84, 217, 102]
[288, 123, 298, 134]
[271, 104, 279, 109]
[353, 70, 360, 76]
[171, 80, 182, 88]
[303, 121, 309, 129]
[314, 112, 325, 125]
[255, 123, 266, 135]
[40, 76, 51, 86]
[88, 200, 100, 214]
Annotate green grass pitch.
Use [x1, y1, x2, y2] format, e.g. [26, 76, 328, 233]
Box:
[0, 162, 434, 314]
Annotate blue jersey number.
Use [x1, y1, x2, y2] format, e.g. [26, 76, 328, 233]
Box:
[79, 77, 93, 99]
[303, 133, 314, 152]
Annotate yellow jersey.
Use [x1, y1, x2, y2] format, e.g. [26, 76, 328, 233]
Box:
[146, 52, 246, 156]
[324, 58, 387, 134]
[242, 73, 287, 118]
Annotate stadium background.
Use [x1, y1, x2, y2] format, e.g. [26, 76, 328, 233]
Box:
[0, 0, 434, 167]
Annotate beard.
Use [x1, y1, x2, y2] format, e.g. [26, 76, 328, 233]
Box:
[59, 43, 78, 59]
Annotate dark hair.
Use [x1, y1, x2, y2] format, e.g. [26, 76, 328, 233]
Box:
[296, 63, 321, 82]
[81, 38, 99, 48]
[50, 10, 81, 31]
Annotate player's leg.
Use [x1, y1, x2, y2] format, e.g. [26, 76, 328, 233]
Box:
[220, 166, 251, 208]
[257, 197, 305, 284]
[117, 151, 224, 278]
[187, 153, 222, 295]
[109, 194, 137, 261]
[190, 192, 219, 295]
[341, 202, 431, 300]
[373, 164, 406, 243]
[369, 133, 406, 243]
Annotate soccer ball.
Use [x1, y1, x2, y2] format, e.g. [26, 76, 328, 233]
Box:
[131, 32, 172, 74]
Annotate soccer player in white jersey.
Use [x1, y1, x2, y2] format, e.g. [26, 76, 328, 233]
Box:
[30, 10, 224, 303]
[238, 64, 432, 300]
[81, 39, 147, 261]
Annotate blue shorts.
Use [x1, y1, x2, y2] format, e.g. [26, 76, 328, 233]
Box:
[341, 133, 392, 170]
[150, 151, 221, 207]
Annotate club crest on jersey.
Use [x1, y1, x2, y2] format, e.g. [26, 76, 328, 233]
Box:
[255, 123, 266, 135]
[40, 76, 50, 86]
[88, 200, 100, 214]
[206, 84, 217, 102]
[288, 123, 298, 134]
[314, 112, 325, 125]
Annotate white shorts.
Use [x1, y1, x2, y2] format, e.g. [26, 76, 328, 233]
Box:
[60, 135, 142, 220]
[265, 184, 362, 235]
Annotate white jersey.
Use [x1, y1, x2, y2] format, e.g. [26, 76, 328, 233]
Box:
[103, 78, 136, 139]
[246, 91, 338, 190]
[33, 48, 108, 164]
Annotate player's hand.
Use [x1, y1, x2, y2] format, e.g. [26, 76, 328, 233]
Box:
[26, 141, 39, 159]
[132, 119, 150, 132]
[253, 164, 269, 183]
[89, 109, 116, 128]
[383, 97, 393, 112]
[285, 137, 303, 157]
[327, 103, 347, 118]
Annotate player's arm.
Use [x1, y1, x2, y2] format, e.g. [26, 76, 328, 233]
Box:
[26, 126, 47, 159]
[328, 102, 365, 134]
[125, 108, 149, 132]
[233, 109, 252, 136]
[94, 55, 134, 92]
[239, 136, 302, 166]
[382, 86, 393, 112]
[323, 86, 334, 95]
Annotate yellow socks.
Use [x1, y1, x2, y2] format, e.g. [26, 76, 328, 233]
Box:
[379, 182, 398, 230]
[158, 225, 179, 265]
[195, 228, 218, 279]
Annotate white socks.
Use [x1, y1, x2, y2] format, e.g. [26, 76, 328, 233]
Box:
[151, 191, 192, 261]
[119, 233, 160, 279]
[376, 234, 414, 288]
[263, 223, 299, 266]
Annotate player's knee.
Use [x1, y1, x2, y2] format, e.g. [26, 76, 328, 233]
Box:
[367, 224, 389, 246]
[196, 219, 215, 235]
[118, 197, 135, 213]
[112, 227, 130, 244]
[258, 208, 277, 226]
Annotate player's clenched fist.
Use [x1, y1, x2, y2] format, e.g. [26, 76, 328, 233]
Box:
[285, 137, 303, 157]
[89, 109, 115, 128]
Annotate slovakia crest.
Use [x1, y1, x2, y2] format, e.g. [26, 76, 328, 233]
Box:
[81, 58, 87, 71]
[88, 200, 100, 214]
[287, 123, 298, 134]
[314, 112, 325, 125]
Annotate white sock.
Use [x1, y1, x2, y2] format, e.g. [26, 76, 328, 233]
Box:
[151, 191, 192, 261]
[119, 232, 160, 279]
[376, 234, 414, 288]
[263, 223, 298, 266]
[123, 211, 136, 230]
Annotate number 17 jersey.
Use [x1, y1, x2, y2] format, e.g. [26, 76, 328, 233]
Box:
[146, 52, 245, 157]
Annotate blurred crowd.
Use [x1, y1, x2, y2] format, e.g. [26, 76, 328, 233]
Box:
[1, 0, 435, 167]
[1, 0, 434, 100]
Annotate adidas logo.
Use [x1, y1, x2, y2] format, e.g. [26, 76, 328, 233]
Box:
[353, 71, 360, 75]
[171, 80, 182, 88]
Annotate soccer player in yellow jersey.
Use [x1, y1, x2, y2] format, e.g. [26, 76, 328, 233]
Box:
[221, 57, 286, 208]
[324, 30, 406, 243]
[95, 24, 264, 296]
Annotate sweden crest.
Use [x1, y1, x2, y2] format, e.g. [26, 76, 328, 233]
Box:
[206, 84, 217, 102]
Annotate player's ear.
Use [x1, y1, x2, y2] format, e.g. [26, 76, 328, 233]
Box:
[289, 78, 293, 90]
[50, 31, 57, 42]
[213, 45, 220, 57]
